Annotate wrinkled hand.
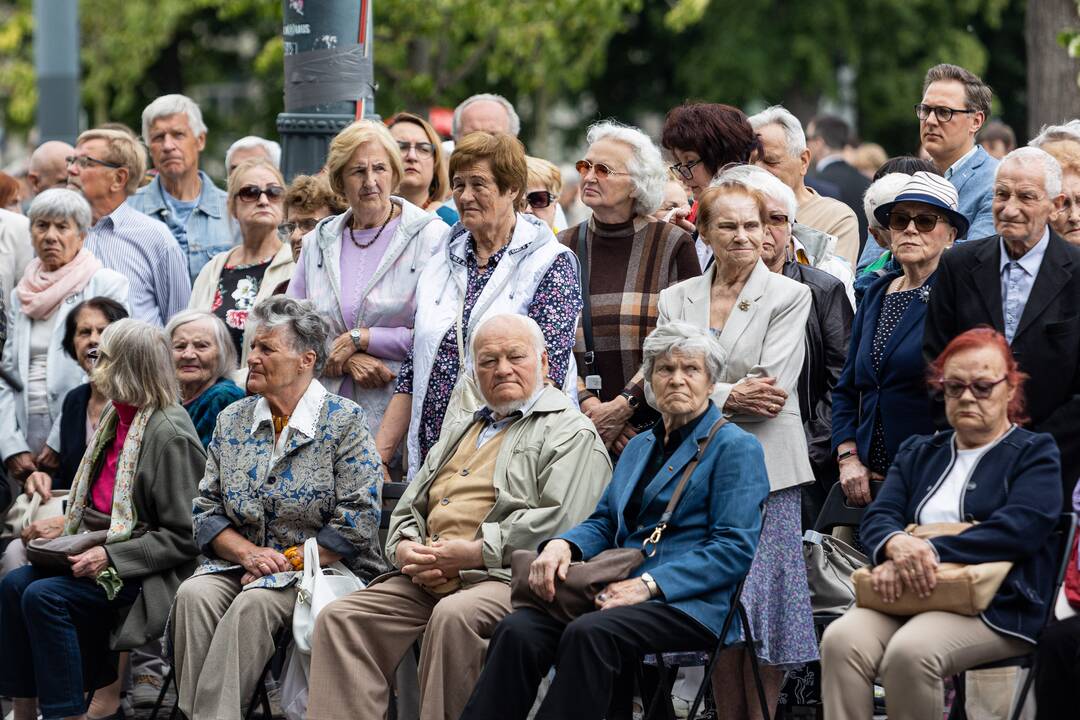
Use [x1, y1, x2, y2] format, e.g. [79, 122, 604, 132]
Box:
[240, 546, 291, 579]
[584, 397, 633, 447]
[69, 546, 109, 578]
[398, 540, 442, 586]
[414, 539, 483, 584]
[530, 539, 572, 602]
[596, 577, 651, 610]
[611, 424, 638, 455]
[884, 533, 938, 599]
[653, 206, 695, 235]
[324, 331, 358, 378]
[838, 455, 873, 506]
[24, 471, 53, 501]
[724, 377, 787, 417]
[4, 452, 36, 482]
[34, 446, 60, 473]
[870, 560, 902, 603]
[346, 353, 395, 389]
[21, 516, 64, 544]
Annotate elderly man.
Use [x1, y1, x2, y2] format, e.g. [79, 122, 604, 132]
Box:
[807, 114, 871, 249]
[224, 136, 281, 176]
[26, 141, 74, 195]
[452, 93, 521, 141]
[305, 313, 612, 720]
[128, 94, 235, 283]
[925, 146, 1080, 496]
[70, 128, 190, 326]
[918, 63, 998, 240]
[749, 105, 861, 270]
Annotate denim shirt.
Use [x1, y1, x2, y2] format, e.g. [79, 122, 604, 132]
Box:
[129, 170, 238, 283]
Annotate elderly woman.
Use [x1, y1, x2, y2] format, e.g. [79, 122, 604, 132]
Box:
[287, 120, 446, 442]
[833, 171, 967, 507]
[376, 132, 582, 478]
[559, 122, 699, 453]
[387, 111, 456, 225]
[165, 310, 245, 447]
[1040, 137, 1080, 245]
[0, 318, 203, 720]
[822, 328, 1063, 720]
[460, 322, 770, 720]
[278, 173, 347, 265]
[0, 188, 129, 487]
[522, 156, 562, 232]
[189, 158, 294, 366]
[657, 181, 816, 718]
[173, 296, 385, 720]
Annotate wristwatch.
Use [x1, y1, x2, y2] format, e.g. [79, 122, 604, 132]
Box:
[641, 572, 660, 598]
[619, 390, 640, 410]
[350, 329, 363, 351]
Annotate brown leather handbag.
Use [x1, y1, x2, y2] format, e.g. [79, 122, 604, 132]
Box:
[26, 507, 146, 573]
[510, 417, 727, 623]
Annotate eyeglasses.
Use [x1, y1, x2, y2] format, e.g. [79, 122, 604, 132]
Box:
[914, 104, 978, 123]
[237, 184, 285, 203]
[938, 376, 1008, 399]
[525, 191, 556, 209]
[765, 213, 790, 227]
[669, 159, 703, 181]
[575, 159, 629, 179]
[887, 212, 946, 233]
[397, 141, 435, 158]
[66, 155, 121, 170]
[277, 218, 320, 237]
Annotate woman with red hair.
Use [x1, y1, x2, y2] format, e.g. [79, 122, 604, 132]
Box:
[821, 327, 1063, 720]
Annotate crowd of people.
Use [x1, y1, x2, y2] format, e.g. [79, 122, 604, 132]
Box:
[0, 60, 1078, 720]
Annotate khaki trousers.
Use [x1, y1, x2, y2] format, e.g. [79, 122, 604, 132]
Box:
[821, 607, 1029, 720]
[306, 574, 512, 720]
[172, 572, 296, 720]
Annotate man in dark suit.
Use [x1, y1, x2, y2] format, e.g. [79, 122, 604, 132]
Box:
[807, 115, 871, 254]
[924, 146, 1079, 495]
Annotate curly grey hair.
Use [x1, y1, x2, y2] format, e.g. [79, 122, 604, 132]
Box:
[715, 164, 797, 219]
[249, 296, 330, 375]
[585, 120, 666, 217]
[165, 310, 238, 379]
[28, 188, 93, 234]
[641, 321, 724, 385]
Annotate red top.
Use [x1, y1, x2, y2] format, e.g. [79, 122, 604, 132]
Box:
[90, 402, 139, 514]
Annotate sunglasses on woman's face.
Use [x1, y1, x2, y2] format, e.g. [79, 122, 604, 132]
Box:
[575, 159, 629, 180]
[887, 212, 945, 233]
[938, 376, 1007, 399]
[526, 191, 556, 209]
[237, 184, 285, 203]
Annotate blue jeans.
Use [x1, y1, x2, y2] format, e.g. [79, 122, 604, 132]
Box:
[0, 565, 141, 719]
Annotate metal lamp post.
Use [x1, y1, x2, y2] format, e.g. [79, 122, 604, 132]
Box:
[34, 0, 80, 144]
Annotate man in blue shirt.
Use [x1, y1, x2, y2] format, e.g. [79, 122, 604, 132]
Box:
[128, 94, 236, 283]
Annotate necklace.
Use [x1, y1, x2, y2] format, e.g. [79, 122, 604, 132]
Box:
[349, 203, 395, 249]
[475, 228, 514, 269]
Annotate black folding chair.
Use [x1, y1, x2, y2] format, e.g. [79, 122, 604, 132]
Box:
[947, 512, 1077, 720]
[379, 482, 410, 550]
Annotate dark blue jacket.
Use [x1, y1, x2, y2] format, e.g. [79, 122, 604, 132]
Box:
[832, 270, 937, 465]
[56, 382, 93, 490]
[860, 427, 1063, 643]
[558, 403, 770, 640]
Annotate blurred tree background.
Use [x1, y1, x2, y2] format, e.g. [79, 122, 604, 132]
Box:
[0, 0, 1078, 171]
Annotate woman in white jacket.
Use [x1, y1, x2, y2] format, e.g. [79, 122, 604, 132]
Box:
[0, 188, 128, 484]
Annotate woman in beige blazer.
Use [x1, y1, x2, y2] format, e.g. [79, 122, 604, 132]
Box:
[656, 180, 816, 720]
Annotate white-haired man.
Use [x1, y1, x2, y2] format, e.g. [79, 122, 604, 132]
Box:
[748, 105, 861, 270]
[225, 136, 282, 176]
[305, 313, 612, 720]
[925, 146, 1080, 497]
[128, 94, 236, 283]
[452, 93, 521, 141]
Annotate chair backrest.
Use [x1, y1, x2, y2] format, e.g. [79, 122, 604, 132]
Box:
[380, 482, 409, 531]
[1049, 513, 1077, 602]
[812, 480, 884, 534]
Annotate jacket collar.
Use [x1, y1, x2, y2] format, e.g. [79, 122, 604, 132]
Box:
[1015, 230, 1074, 342]
[947, 145, 993, 192]
[855, 269, 936, 378]
[140, 171, 226, 218]
[709, 259, 771, 363]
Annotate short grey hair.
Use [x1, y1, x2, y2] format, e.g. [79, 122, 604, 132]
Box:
[863, 173, 912, 231]
[715, 163, 797, 219]
[452, 93, 521, 139]
[641, 321, 724, 385]
[469, 313, 546, 366]
[92, 319, 178, 410]
[1030, 120, 1080, 148]
[249, 296, 330, 375]
[141, 94, 208, 144]
[586, 120, 666, 216]
[225, 136, 282, 170]
[748, 105, 807, 158]
[165, 310, 238, 378]
[28, 188, 93, 233]
[998, 146, 1063, 197]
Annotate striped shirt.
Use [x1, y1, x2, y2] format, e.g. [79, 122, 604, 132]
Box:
[85, 201, 191, 326]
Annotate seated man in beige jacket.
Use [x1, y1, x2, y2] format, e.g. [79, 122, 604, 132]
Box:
[305, 313, 613, 720]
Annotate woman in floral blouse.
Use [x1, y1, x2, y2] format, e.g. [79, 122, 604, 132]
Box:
[172, 296, 385, 720]
[189, 158, 295, 368]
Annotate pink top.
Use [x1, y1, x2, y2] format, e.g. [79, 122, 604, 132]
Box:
[90, 402, 138, 514]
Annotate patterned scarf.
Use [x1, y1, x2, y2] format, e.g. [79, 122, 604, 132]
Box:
[64, 403, 153, 597]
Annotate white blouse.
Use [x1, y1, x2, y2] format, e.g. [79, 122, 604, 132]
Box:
[918, 443, 993, 524]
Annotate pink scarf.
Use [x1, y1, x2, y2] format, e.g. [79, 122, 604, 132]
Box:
[15, 248, 102, 320]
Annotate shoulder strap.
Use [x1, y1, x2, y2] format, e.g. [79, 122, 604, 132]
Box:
[642, 416, 728, 556]
[575, 222, 596, 373]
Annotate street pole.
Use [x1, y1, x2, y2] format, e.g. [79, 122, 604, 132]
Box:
[278, 0, 376, 180]
[34, 0, 80, 144]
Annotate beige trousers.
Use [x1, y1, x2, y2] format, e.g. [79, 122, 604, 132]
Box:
[306, 574, 512, 720]
[172, 572, 296, 720]
[821, 607, 1030, 720]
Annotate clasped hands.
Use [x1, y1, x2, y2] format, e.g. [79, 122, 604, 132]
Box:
[325, 331, 395, 388]
[724, 377, 787, 418]
[873, 533, 939, 602]
[528, 539, 650, 610]
[397, 539, 483, 588]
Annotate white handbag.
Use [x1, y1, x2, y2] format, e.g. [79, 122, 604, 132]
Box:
[2, 491, 67, 539]
[291, 537, 364, 654]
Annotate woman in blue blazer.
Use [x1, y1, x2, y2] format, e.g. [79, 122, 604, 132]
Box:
[460, 322, 770, 720]
[832, 172, 966, 505]
[822, 328, 1063, 720]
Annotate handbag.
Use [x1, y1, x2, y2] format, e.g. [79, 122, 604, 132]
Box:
[803, 529, 867, 615]
[2, 490, 68, 539]
[292, 537, 365, 654]
[510, 417, 727, 623]
[25, 506, 146, 573]
[852, 522, 1013, 616]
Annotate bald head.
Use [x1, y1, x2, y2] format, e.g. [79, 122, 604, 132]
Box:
[28, 141, 75, 194]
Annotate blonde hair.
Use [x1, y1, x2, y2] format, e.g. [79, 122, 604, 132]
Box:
[525, 156, 563, 196]
[1040, 139, 1080, 178]
[227, 158, 286, 217]
[75, 128, 147, 196]
[325, 120, 404, 198]
[93, 319, 178, 409]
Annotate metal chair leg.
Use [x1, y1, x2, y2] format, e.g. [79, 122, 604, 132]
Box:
[1008, 661, 1037, 720]
[147, 665, 175, 720]
[738, 602, 770, 719]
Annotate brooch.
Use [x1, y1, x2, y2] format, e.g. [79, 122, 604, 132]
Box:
[919, 286, 931, 304]
[738, 300, 750, 311]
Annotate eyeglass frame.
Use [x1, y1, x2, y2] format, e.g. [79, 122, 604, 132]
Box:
[66, 155, 122, 170]
[887, 211, 948, 233]
[277, 218, 321, 238]
[575, 159, 630, 179]
[396, 140, 435, 158]
[236, 184, 286, 203]
[670, 158, 703, 181]
[914, 103, 979, 123]
[934, 376, 1008, 400]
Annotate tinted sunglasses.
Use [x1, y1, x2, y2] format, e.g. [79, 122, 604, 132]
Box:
[887, 212, 945, 233]
[938, 376, 1007, 399]
[237, 184, 285, 203]
[526, 191, 556, 209]
[575, 159, 629, 179]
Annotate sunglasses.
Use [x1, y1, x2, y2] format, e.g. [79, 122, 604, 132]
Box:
[887, 212, 946, 233]
[525, 191, 556, 209]
[914, 104, 978, 123]
[66, 155, 121, 170]
[669, 159, 703, 181]
[397, 141, 435, 158]
[938, 376, 1007, 399]
[575, 159, 629, 179]
[237, 184, 285, 203]
[277, 218, 320, 238]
